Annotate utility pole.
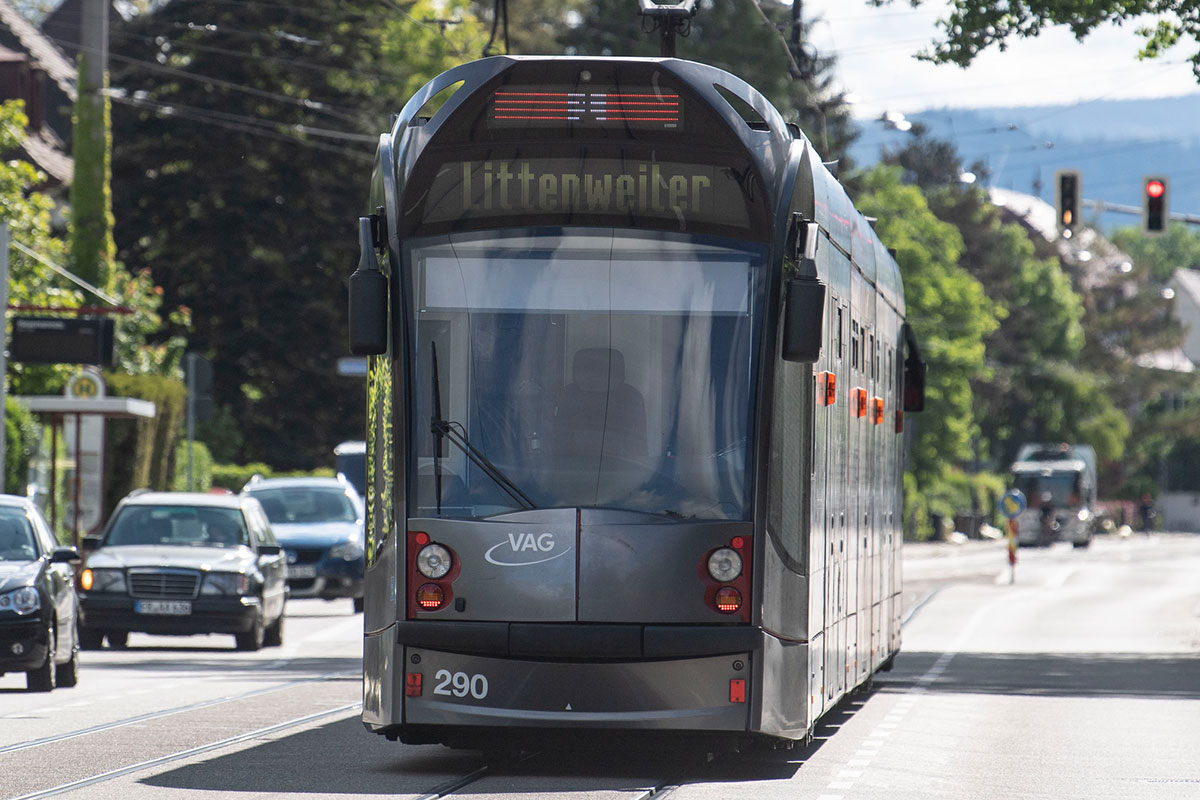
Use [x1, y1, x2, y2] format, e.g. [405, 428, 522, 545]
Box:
[73, 0, 113, 287]
[0, 223, 8, 491]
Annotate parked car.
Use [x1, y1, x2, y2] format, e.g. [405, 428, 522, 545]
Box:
[0, 494, 81, 691]
[77, 491, 287, 651]
[242, 476, 365, 612]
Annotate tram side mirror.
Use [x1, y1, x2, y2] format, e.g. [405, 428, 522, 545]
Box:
[902, 322, 926, 412]
[781, 276, 825, 363]
[349, 216, 389, 356]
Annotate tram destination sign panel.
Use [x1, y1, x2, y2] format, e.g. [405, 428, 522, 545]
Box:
[487, 87, 683, 131]
[10, 316, 115, 366]
[422, 157, 754, 229]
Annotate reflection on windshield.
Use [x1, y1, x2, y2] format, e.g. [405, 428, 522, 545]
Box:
[250, 489, 359, 524]
[106, 507, 250, 548]
[409, 228, 765, 521]
[0, 512, 36, 561]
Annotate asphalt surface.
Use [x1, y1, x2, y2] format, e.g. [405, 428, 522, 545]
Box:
[1, 533, 1197, 799]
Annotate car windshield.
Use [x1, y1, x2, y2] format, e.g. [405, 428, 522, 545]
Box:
[105, 506, 249, 548]
[0, 510, 36, 561]
[248, 487, 359, 525]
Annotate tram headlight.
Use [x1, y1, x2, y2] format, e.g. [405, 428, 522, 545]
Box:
[707, 547, 742, 582]
[416, 543, 452, 579]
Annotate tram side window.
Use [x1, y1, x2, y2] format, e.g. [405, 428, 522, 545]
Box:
[851, 320, 860, 372]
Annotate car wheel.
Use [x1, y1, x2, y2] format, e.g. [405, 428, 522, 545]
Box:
[56, 622, 80, 688]
[264, 613, 284, 647]
[27, 622, 56, 692]
[353, 596, 365, 614]
[105, 630, 128, 649]
[235, 611, 265, 651]
[79, 626, 104, 650]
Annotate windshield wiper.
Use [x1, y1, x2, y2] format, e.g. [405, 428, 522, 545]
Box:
[430, 342, 536, 511]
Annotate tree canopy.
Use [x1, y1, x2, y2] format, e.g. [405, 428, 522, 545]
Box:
[109, 0, 483, 469]
[868, 0, 1200, 80]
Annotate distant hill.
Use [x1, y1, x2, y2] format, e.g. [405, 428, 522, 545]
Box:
[850, 93, 1200, 234]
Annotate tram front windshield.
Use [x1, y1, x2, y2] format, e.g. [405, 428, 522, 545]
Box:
[409, 228, 766, 521]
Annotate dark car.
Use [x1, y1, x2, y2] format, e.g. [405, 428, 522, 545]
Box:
[0, 494, 82, 691]
[241, 476, 365, 612]
[78, 491, 287, 651]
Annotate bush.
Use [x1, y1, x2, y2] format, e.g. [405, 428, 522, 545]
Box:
[5, 397, 39, 494]
[904, 468, 1007, 541]
[211, 462, 336, 493]
[172, 440, 213, 492]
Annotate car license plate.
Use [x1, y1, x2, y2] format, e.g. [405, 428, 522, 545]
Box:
[288, 565, 317, 579]
[135, 600, 192, 616]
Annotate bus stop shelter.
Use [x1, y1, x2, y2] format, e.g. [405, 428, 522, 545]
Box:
[16, 395, 156, 546]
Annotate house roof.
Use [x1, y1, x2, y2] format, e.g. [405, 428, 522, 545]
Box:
[20, 124, 72, 184]
[0, 1, 75, 102]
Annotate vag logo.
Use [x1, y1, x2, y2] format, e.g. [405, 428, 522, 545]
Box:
[484, 532, 572, 566]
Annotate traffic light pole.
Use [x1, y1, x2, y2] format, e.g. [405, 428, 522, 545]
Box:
[186, 352, 196, 491]
[1083, 199, 1200, 226]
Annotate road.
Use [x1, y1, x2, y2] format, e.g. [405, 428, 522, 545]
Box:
[1, 533, 1197, 799]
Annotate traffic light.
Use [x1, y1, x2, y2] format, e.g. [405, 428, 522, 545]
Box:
[1143, 176, 1169, 235]
[1055, 169, 1081, 233]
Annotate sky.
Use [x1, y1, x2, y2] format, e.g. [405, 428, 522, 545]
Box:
[801, 0, 1200, 118]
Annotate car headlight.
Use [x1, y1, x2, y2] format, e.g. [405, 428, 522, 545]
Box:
[201, 572, 250, 595]
[80, 567, 127, 594]
[1077, 509, 1091, 522]
[0, 586, 41, 615]
[329, 539, 364, 561]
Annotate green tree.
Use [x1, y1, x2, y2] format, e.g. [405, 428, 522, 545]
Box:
[867, 1, 1200, 80]
[109, 1, 483, 470]
[854, 165, 1000, 489]
[877, 132, 1130, 469]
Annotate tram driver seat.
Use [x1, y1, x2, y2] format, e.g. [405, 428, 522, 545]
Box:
[556, 347, 647, 458]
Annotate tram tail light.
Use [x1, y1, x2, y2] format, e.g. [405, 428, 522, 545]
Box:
[407, 531, 459, 617]
[729, 679, 746, 703]
[702, 536, 751, 620]
[714, 586, 742, 613]
[405, 672, 423, 697]
[416, 583, 445, 609]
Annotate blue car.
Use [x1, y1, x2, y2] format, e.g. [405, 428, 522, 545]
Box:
[242, 476, 365, 612]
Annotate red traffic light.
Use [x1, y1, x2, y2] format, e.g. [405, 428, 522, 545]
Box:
[1146, 179, 1165, 199]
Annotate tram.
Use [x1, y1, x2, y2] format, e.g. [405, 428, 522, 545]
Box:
[348, 54, 925, 749]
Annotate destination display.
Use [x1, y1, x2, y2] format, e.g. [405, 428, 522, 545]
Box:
[489, 87, 682, 130]
[420, 157, 754, 229]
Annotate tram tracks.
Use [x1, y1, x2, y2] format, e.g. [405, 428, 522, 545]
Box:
[9, 703, 360, 800]
[0, 669, 356, 756]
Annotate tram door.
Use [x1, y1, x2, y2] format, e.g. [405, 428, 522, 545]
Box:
[826, 289, 849, 704]
[809, 291, 836, 721]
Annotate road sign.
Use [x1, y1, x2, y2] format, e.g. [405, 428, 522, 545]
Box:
[10, 316, 114, 366]
[1000, 489, 1027, 519]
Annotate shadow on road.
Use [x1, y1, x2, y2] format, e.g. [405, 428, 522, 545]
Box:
[878, 651, 1200, 699]
[140, 689, 891, 794]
